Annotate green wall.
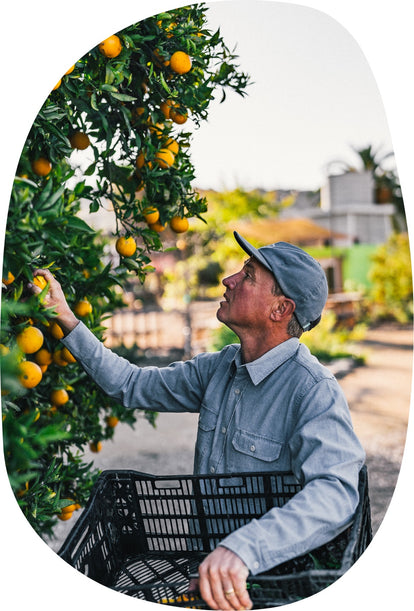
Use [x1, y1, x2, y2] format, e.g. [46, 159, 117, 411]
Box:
[307, 244, 378, 291]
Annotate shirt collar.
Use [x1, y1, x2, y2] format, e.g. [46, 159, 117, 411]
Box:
[232, 338, 300, 385]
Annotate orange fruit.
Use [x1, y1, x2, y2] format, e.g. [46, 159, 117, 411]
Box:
[61, 347, 76, 363]
[65, 65, 75, 75]
[135, 106, 146, 117]
[53, 79, 62, 91]
[160, 595, 191, 605]
[61, 500, 77, 514]
[69, 131, 90, 150]
[106, 415, 119, 428]
[154, 148, 175, 169]
[148, 121, 165, 137]
[160, 99, 175, 119]
[89, 441, 102, 453]
[170, 51, 192, 74]
[136, 152, 146, 170]
[33, 275, 48, 290]
[34, 348, 53, 366]
[153, 48, 170, 67]
[0, 344, 10, 356]
[16, 326, 44, 354]
[149, 221, 167, 233]
[165, 22, 177, 38]
[74, 299, 93, 317]
[17, 481, 29, 498]
[50, 388, 69, 406]
[52, 349, 68, 367]
[57, 511, 73, 521]
[50, 322, 64, 340]
[170, 108, 188, 125]
[19, 361, 43, 388]
[170, 216, 189, 233]
[98, 34, 122, 58]
[143, 207, 160, 225]
[116, 236, 137, 257]
[165, 138, 179, 155]
[2, 271, 15, 285]
[31, 157, 52, 176]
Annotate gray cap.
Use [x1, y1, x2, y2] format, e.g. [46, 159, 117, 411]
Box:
[234, 231, 328, 331]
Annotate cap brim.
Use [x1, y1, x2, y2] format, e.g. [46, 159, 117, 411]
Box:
[233, 231, 273, 273]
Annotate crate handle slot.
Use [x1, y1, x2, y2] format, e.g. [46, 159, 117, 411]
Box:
[154, 479, 183, 489]
[218, 476, 245, 488]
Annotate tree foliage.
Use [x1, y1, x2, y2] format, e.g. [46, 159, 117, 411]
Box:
[162, 188, 294, 302]
[367, 233, 412, 323]
[1, 3, 250, 538]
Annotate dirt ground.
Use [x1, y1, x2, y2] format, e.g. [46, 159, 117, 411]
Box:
[338, 323, 412, 534]
[48, 322, 412, 551]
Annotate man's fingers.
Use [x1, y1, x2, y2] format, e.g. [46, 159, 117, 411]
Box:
[187, 577, 199, 592]
[209, 578, 233, 610]
[198, 569, 218, 610]
[33, 268, 54, 282]
[232, 572, 252, 609]
[198, 547, 253, 610]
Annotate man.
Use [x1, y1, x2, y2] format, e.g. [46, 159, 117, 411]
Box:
[30, 231, 365, 611]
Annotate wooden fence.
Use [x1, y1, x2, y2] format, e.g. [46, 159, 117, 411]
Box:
[103, 300, 222, 357]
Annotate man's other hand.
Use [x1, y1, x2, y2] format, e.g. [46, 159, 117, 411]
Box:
[198, 546, 252, 610]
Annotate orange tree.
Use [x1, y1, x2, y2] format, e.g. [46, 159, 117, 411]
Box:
[1, 4, 249, 538]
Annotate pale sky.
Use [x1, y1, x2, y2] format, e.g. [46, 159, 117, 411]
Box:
[1, 2, 413, 611]
[189, 1, 396, 191]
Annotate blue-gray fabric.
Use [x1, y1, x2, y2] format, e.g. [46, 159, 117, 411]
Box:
[62, 322, 365, 574]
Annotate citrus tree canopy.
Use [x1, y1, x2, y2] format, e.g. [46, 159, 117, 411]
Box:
[1, 3, 250, 538]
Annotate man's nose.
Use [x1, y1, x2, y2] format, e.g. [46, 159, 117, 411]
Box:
[222, 272, 239, 289]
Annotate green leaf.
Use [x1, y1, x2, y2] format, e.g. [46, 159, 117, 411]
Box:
[64, 216, 95, 233]
[37, 185, 65, 212]
[84, 162, 97, 176]
[35, 178, 54, 206]
[90, 92, 99, 111]
[110, 92, 137, 102]
[159, 72, 173, 96]
[122, 258, 140, 271]
[105, 65, 115, 85]
[101, 83, 119, 92]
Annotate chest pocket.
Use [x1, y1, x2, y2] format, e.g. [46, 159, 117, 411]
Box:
[232, 429, 283, 462]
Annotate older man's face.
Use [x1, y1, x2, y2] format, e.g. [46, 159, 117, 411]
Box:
[217, 257, 279, 334]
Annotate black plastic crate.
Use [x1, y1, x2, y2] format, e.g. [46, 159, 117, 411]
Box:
[58, 466, 371, 608]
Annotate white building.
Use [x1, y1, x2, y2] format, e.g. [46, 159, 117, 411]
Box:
[308, 171, 395, 246]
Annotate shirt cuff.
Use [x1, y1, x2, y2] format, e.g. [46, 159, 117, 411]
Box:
[61, 320, 101, 365]
[218, 521, 265, 575]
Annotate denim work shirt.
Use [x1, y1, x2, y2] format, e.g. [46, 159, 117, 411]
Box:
[62, 322, 365, 575]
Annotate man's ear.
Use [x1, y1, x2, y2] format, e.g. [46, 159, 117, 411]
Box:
[270, 297, 296, 322]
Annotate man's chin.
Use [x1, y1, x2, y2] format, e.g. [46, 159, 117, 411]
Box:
[216, 302, 226, 322]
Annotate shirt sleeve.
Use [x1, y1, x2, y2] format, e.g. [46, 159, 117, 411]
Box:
[218, 377, 366, 574]
[61, 321, 211, 413]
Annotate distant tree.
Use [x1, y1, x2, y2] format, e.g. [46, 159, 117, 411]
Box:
[161, 188, 294, 303]
[367, 233, 412, 323]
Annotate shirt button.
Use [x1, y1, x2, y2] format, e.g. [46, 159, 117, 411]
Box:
[250, 445, 256, 452]
[221, 426, 227, 434]
[253, 562, 260, 570]
[234, 388, 240, 394]
[210, 466, 216, 473]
